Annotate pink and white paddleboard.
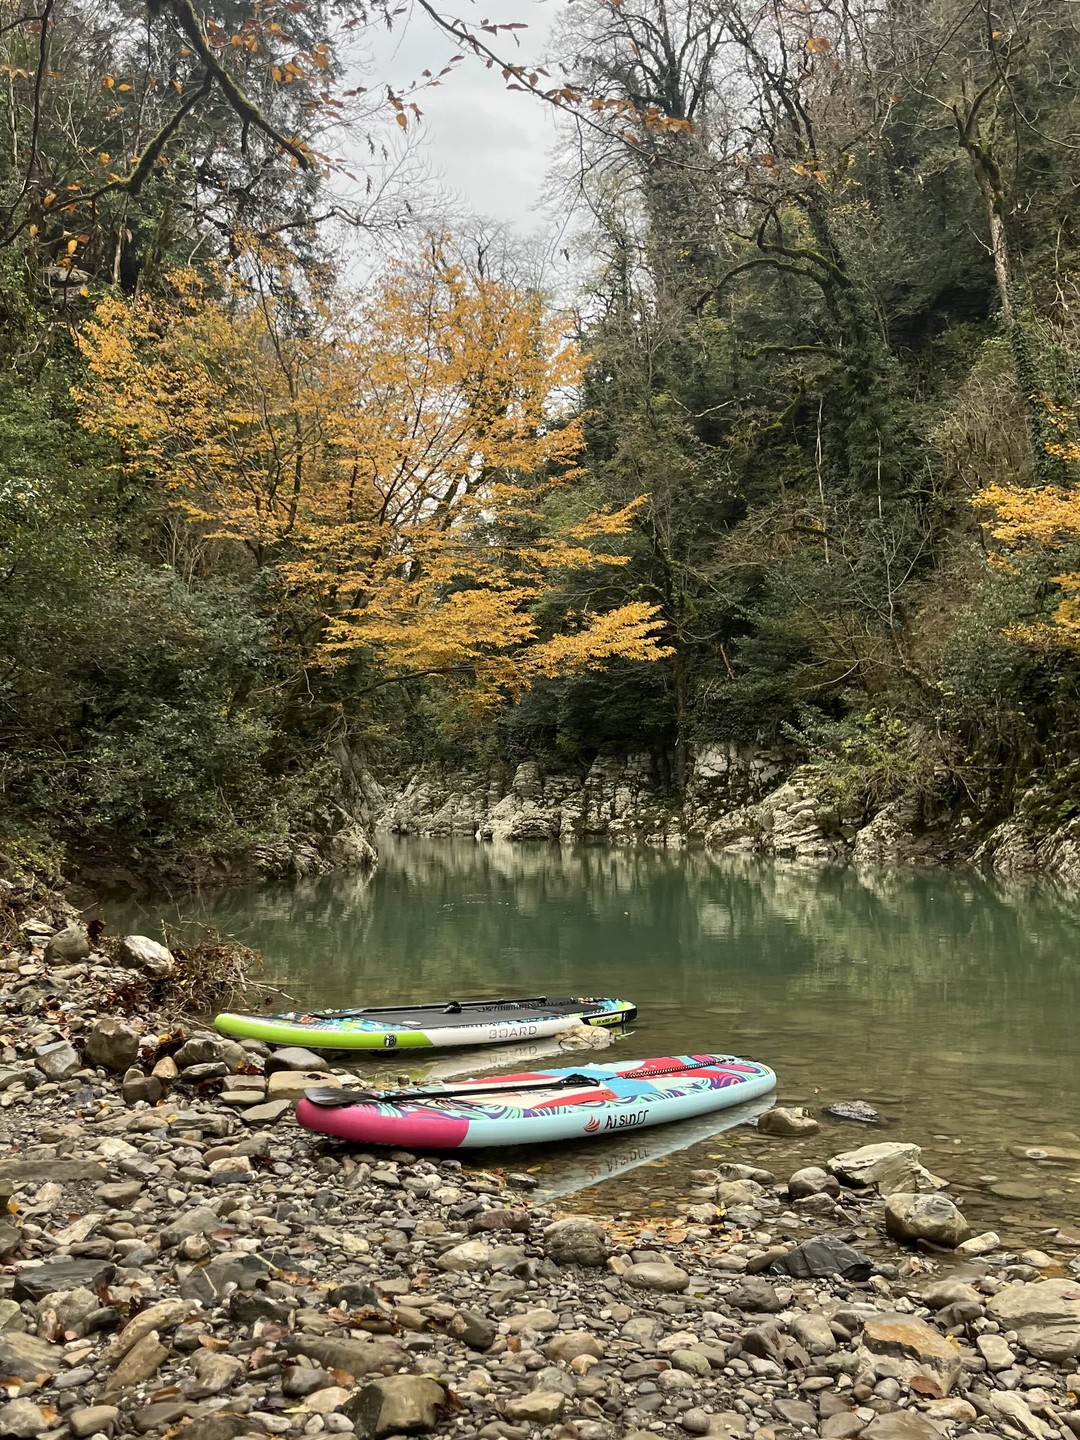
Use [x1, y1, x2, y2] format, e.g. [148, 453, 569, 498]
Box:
[296, 1054, 776, 1150]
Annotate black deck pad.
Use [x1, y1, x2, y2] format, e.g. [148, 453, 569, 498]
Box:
[288, 997, 621, 1029]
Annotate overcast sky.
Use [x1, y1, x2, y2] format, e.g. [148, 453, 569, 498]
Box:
[367, 0, 565, 233]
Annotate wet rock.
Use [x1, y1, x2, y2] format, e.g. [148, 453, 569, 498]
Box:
[860, 1313, 963, 1396]
[625, 1261, 690, 1292]
[265, 1046, 330, 1073]
[0, 1330, 63, 1378]
[346, 1374, 447, 1437]
[85, 1017, 140, 1072]
[987, 1278, 1080, 1360]
[1011, 1145, 1080, 1164]
[33, 1039, 81, 1081]
[44, 922, 91, 963]
[884, 1192, 971, 1247]
[0, 1398, 50, 1437]
[769, 1239, 873, 1281]
[543, 1215, 609, 1266]
[117, 935, 175, 977]
[828, 1142, 936, 1193]
[758, 1106, 820, 1137]
[824, 1100, 880, 1124]
[787, 1166, 839, 1199]
[957, 1229, 1000, 1255]
[990, 1179, 1045, 1200]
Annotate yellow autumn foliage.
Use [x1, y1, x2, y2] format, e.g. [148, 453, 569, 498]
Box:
[75, 247, 669, 693]
[976, 401, 1080, 649]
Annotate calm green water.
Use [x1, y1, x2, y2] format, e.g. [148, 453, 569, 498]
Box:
[110, 837, 1080, 1235]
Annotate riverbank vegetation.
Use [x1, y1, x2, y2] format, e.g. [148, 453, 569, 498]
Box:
[1, 0, 1078, 880]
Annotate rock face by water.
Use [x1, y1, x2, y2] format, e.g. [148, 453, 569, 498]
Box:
[378, 748, 859, 861]
[374, 740, 1080, 881]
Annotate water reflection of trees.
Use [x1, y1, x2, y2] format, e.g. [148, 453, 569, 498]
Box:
[110, 837, 1080, 1062]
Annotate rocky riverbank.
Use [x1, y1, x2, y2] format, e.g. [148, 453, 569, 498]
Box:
[5, 906, 1080, 1440]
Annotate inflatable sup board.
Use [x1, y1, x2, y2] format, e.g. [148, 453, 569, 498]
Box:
[296, 1054, 776, 1148]
[215, 995, 636, 1051]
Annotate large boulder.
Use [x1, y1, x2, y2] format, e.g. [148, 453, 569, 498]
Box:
[117, 935, 174, 977]
[84, 1018, 140, 1073]
[884, 1192, 971, 1248]
[828, 1142, 938, 1193]
[987, 1279, 1080, 1361]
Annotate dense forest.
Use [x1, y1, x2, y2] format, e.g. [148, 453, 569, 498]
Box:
[1, 0, 1079, 881]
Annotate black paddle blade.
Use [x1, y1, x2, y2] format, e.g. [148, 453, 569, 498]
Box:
[304, 1087, 378, 1108]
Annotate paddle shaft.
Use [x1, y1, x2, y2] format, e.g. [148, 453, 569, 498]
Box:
[305, 996, 553, 1020]
[306, 1056, 734, 1109]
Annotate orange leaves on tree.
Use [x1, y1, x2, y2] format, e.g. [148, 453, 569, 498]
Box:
[74, 246, 669, 697]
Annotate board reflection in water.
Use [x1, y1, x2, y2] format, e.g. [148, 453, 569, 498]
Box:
[522, 1094, 775, 1201]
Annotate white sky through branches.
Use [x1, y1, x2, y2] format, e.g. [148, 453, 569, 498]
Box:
[368, 0, 562, 230]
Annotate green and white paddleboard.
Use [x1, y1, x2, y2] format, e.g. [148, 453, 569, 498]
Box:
[215, 995, 637, 1051]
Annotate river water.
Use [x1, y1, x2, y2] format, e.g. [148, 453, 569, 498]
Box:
[110, 836, 1080, 1239]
